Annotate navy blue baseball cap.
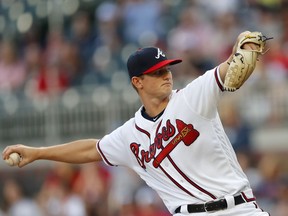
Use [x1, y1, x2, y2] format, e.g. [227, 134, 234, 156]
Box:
[127, 47, 182, 79]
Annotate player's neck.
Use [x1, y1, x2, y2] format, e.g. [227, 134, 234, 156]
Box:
[141, 107, 165, 122]
[141, 97, 169, 117]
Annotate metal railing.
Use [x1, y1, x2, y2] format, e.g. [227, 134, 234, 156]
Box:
[0, 80, 287, 150]
[0, 85, 141, 146]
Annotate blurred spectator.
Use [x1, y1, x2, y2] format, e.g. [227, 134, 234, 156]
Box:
[22, 42, 46, 99]
[120, 0, 163, 45]
[134, 186, 170, 216]
[23, 42, 44, 80]
[73, 162, 111, 216]
[0, 41, 27, 93]
[219, 98, 252, 152]
[195, 0, 239, 16]
[236, 152, 262, 190]
[58, 41, 82, 86]
[82, 1, 123, 86]
[45, 30, 66, 67]
[210, 11, 241, 62]
[254, 154, 282, 213]
[25, 61, 70, 99]
[66, 11, 99, 79]
[37, 162, 87, 216]
[167, 5, 215, 81]
[23, 34, 73, 99]
[261, 38, 288, 82]
[2, 179, 43, 216]
[274, 175, 288, 216]
[107, 167, 144, 216]
[95, 1, 122, 52]
[246, 0, 282, 36]
[37, 62, 70, 95]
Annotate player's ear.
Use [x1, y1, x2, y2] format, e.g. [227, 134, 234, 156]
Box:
[131, 76, 143, 90]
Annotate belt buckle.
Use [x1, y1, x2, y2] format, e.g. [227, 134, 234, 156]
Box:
[204, 200, 215, 212]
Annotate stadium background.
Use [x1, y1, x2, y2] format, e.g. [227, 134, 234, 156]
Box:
[0, 0, 288, 215]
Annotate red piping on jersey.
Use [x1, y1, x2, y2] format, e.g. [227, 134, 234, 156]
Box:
[166, 155, 216, 199]
[135, 124, 151, 138]
[158, 164, 196, 198]
[97, 140, 115, 166]
[241, 191, 256, 202]
[214, 68, 224, 91]
[155, 120, 163, 133]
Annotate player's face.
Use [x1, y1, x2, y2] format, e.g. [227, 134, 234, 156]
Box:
[140, 67, 173, 99]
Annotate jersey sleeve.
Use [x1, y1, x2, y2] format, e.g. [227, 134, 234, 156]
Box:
[97, 120, 133, 167]
[182, 66, 225, 119]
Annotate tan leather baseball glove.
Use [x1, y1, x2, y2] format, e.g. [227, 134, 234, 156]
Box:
[224, 31, 272, 91]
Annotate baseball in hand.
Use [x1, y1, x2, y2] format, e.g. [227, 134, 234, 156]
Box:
[5, 152, 21, 166]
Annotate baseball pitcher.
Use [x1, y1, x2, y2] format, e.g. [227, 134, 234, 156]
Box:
[2, 31, 272, 215]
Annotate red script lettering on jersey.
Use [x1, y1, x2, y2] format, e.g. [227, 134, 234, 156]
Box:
[130, 119, 199, 169]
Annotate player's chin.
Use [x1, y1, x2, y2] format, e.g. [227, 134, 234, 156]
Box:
[161, 86, 172, 96]
[161, 85, 172, 94]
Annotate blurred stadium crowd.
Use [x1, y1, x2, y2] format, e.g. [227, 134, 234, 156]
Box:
[0, 0, 288, 215]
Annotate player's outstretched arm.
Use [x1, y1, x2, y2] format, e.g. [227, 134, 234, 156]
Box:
[2, 139, 102, 168]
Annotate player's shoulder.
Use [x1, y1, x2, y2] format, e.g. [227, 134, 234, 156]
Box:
[108, 117, 136, 140]
[184, 67, 220, 88]
[123, 117, 136, 128]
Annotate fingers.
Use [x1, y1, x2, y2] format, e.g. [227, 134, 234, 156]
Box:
[2, 144, 26, 167]
[2, 144, 20, 159]
[18, 156, 28, 168]
[243, 43, 260, 51]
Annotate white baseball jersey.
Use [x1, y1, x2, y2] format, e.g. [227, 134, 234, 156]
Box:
[97, 67, 253, 214]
